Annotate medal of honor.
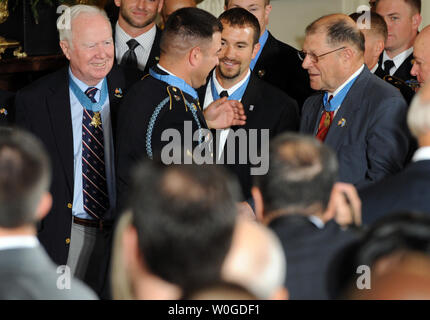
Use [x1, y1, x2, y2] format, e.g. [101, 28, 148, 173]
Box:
[90, 112, 102, 128]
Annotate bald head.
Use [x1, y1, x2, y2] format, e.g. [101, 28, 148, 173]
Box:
[161, 0, 196, 25]
[221, 218, 287, 299]
[411, 26, 430, 87]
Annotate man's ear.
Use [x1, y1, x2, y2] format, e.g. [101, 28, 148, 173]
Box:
[264, 4, 272, 26]
[252, 42, 261, 60]
[158, 0, 164, 13]
[122, 224, 145, 271]
[189, 46, 202, 67]
[375, 38, 385, 58]
[59, 40, 71, 60]
[341, 47, 355, 61]
[114, 0, 121, 8]
[412, 13, 422, 31]
[251, 186, 264, 223]
[35, 191, 52, 221]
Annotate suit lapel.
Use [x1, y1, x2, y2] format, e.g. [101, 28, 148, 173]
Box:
[106, 66, 126, 138]
[143, 26, 162, 75]
[324, 68, 370, 151]
[46, 69, 74, 195]
[393, 52, 416, 81]
[235, 74, 259, 130]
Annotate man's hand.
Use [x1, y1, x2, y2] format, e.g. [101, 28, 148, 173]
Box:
[203, 97, 246, 129]
[328, 182, 362, 228]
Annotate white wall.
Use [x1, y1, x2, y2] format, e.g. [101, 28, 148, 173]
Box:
[268, 0, 430, 49]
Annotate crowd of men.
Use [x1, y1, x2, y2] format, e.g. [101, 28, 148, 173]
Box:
[1, 0, 430, 300]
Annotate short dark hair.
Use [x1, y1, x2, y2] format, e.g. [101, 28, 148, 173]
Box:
[306, 15, 365, 53]
[160, 7, 223, 55]
[225, 0, 270, 7]
[254, 133, 338, 214]
[350, 11, 388, 41]
[129, 160, 239, 291]
[375, 0, 421, 14]
[327, 212, 430, 298]
[0, 128, 51, 228]
[219, 8, 261, 45]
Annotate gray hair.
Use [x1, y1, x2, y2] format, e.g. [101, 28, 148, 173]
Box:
[57, 4, 110, 44]
[407, 93, 430, 139]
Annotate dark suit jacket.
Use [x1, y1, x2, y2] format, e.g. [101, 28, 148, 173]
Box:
[0, 90, 15, 126]
[253, 32, 313, 109]
[0, 246, 97, 299]
[197, 73, 300, 199]
[268, 214, 359, 300]
[14, 65, 127, 265]
[116, 66, 207, 209]
[300, 66, 410, 189]
[114, 26, 162, 87]
[374, 51, 416, 83]
[374, 52, 417, 104]
[360, 159, 430, 225]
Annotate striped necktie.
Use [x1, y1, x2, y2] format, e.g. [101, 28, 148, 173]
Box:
[82, 87, 109, 219]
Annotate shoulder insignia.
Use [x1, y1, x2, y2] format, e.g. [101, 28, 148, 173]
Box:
[140, 73, 151, 81]
[166, 86, 188, 111]
[0, 108, 8, 116]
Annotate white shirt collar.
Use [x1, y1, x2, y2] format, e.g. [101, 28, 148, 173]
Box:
[68, 68, 104, 91]
[157, 63, 180, 77]
[0, 235, 39, 251]
[115, 22, 156, 51]
[328, 64, 364, 98]
[212, 69, 251, 96]
[370, 63, 379, 74]
[382, 47, 414, 69]
[412, 146, 430, 162]
[308, 216, 325, 229]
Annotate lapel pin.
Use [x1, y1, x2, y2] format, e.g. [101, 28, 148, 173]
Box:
[174, 95, 181, 101]
[257, 69, 266, 78]
[249, 105, 255, 111]
[337, 118, 346, 127]
[155, 56, 160, 61]
[0, 108, 8, 116]
[114, 88, 123, 98]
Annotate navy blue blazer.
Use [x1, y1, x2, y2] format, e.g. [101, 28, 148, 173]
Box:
[300, 66, 410, 189]
[360, 159, 430, 225]
[269, 215, 359, 300]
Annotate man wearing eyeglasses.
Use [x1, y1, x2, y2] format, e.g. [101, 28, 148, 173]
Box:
[299, 14, 410, 189]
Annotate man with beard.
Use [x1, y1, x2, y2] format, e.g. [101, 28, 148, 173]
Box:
[198, 8, 299, 200]
[114, 0, 164, 83]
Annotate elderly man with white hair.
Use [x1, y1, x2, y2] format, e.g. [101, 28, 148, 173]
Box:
[360, 81, 430, 224]
[15, 4, 127, 297]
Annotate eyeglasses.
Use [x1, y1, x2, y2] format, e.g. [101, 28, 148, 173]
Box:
[298, 46, 346, 63]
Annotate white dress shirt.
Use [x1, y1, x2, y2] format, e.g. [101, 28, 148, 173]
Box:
[203, 69, 251, 158]
[382, 47, 414, 76]
[0, 235, 39, 251]
[412, 146, 430, 162]
[115, 23, 157, 71]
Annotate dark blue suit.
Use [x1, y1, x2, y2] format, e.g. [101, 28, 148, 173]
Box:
[269, 215, 359, 299]
[300, 66, 410, 188]
[360, 159, 430, 225]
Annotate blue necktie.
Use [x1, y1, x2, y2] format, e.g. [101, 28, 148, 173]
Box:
[82, 87, 109, 219]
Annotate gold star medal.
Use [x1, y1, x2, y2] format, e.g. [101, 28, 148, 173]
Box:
[90, 112, 102, 128]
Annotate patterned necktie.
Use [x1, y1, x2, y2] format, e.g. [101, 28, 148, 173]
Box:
[82, 87, 109, 219]
[316, 95, 334, 142]
[220, 90, 229, 98]
[384, 60, 395, 74]
[121, 39, 139, 69]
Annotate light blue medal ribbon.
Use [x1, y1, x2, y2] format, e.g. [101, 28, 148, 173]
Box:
[146, 68, 204, 159]
[210, 73, 250, 101]
[250, 29, 269, 71]
[149, 68, 198, 100]
[69, 76, 108, 112]
[323, 74, 360, 112]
